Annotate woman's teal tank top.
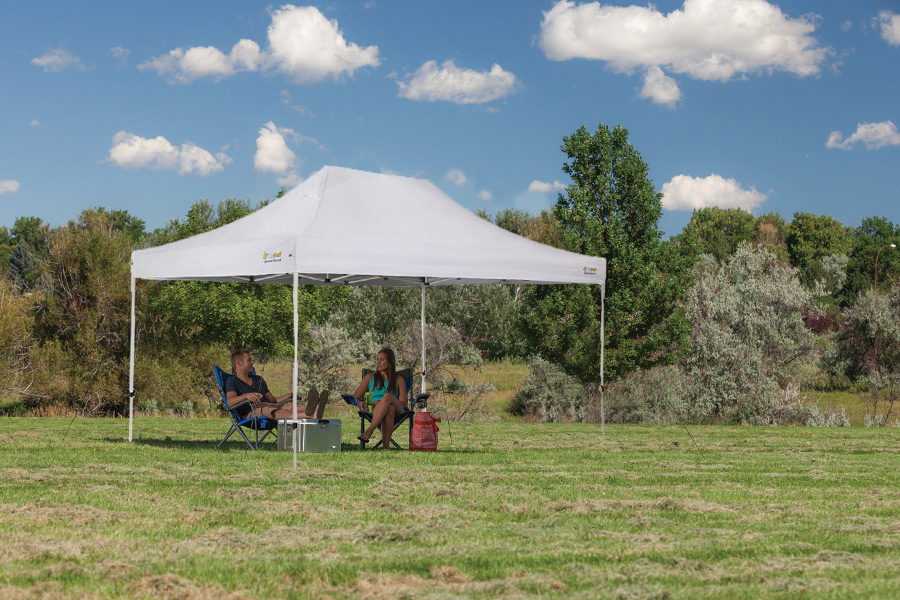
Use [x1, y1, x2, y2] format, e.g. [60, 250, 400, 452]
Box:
[367, 375, 391, 401]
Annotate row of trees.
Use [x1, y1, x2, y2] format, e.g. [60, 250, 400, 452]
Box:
[1, 122, 897, 423]
[675, 207, 900, 305]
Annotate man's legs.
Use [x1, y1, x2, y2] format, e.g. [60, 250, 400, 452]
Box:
[307, 387, 329, 419]
[302, 387, 320, 418]
[261, 388, 328, 420]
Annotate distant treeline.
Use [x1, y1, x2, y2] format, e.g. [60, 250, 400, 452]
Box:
[2, 123, 899, 424]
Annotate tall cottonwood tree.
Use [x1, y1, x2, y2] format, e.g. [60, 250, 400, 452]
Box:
[520, 123, 696, 383]
[678, 207, 757, 262]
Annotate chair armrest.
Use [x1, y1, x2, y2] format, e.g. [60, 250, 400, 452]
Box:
[228, 398, 253, 410]
[341, 393, 359, 407]
[227, 399, 266, 422]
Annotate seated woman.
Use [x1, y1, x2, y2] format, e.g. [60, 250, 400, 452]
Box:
[353, 347, 407, 449]
[225, 349, 328, 421]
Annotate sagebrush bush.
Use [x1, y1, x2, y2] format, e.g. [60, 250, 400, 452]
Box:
[682, 243, 817, 423]
[294, 322, 379, 396]
[510, 357, 585, 423]
[826, 284, 900, 380]
[389, 320, 482, 391]
[864, 414, 886, 428]
[803, 405, 850, 427]
[856, 370, 900, 428]
[604, 365, 692, 424]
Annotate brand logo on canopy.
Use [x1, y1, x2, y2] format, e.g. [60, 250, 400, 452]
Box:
[262, 251, 283, 264]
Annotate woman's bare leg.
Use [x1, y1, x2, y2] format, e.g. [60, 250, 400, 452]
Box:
[362, 394, 401, 440]
[382, 404, 396, 449]
[362, 397, 390, 439]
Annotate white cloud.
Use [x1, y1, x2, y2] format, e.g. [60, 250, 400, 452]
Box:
[661, 174, 766, 211]
[0, 180, 20, 195]
[876, 11, 900, 46]
[139, 40, 261, 84]
[445, 169, 468, 186]
[140, 5, 379, 84]
[254, 122, 297, 174]
[826, 120, 900, 150]
[110, 46, 129, 60]
[527, 180, 567, 193]
[478, 190, 493, 201]
[267, 5, 380, 83]
[280, 90, 314, 118]
[397, 60, 518, 104]
[640, 66, 681, 107]
[278, 170, 304, 188]
[107, 131, 229, 176]
[31, 46, 85, 72]
[30, 120, 41, 128]
[539, 0, 829, 104]
[841, 21, 853, 32]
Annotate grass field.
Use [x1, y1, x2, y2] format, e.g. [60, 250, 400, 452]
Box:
[3, 417, 900, 599]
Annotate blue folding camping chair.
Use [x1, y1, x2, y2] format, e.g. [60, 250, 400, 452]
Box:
[213, 365, 278, 450]
[342, 367, 430, 450]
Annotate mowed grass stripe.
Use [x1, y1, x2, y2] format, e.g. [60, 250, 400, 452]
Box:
[1, 418, 899, 599]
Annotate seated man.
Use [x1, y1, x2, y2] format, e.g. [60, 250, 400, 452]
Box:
[225, 349, 328, 421]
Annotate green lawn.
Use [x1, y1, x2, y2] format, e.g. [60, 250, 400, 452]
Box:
[2, 418, 900, 598]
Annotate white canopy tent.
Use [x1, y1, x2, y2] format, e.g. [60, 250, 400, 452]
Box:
[129, 166, 607, 460]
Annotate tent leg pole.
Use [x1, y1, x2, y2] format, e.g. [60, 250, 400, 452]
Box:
[600, 281, 605, 440]
[421, 283, 426, 395]
[128, 276, 136, 443]
[292, 271, 299, 469]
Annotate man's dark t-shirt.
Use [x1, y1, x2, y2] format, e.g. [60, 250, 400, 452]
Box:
[224, 375, 270, 418]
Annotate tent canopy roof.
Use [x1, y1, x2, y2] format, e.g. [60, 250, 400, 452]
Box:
[131, 166, 605, 287]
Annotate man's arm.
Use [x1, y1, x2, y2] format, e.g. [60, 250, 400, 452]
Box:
[263, 391, 293, 404]
[224, 377, 263, 409]
[225, 390, 262, 408]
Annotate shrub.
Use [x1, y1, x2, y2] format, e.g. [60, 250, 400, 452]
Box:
[857, 370, 900, 428]
[603, 365, 692, 424]
[682, 243, 817, 423]
[389, 321, 482, 391]
[0, 277, 37, 398]
[864, 413, 886, 428]
[294, 322, 379, 397]
[135, 343, 229, 415]
[30, 210, 133, 415]
[803, 405, 850, 427]
[826, 284, 900, 380]
[510, 357, 585, 423]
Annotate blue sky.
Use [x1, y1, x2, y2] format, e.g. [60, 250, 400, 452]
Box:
[1, 0, 898, 237]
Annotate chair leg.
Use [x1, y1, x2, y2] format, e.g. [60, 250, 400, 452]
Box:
[235, 425, 257, 450]
[260, 429, 277, 450]
[218, 425, 238, 448]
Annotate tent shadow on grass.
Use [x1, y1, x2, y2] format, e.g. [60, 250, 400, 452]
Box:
[114, 436, 483, 454]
